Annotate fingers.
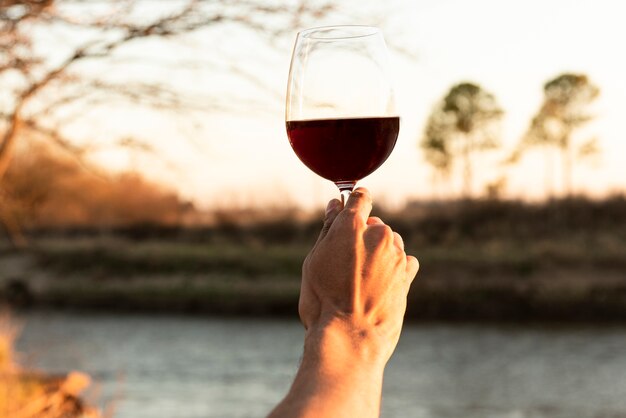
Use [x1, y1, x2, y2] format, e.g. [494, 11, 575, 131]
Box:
[316, 198, 342, 244]
[343, 187, 373, 224]
[406, 255, 419, 283]
[367, 217, 404, 251]
[393, 232, 404, 251]
[317, 189, 374, 244]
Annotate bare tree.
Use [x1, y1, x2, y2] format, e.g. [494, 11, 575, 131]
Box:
[510, 73, 600, 196]
[0, 0, 333, 245]
[420, 82, 503, 198]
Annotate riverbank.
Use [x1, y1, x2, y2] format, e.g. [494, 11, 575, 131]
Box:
[2, 196, 626, 321]
[2, 235, 625, 321]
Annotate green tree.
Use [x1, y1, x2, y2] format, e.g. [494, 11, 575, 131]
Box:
[420, 82, 503, 198]
[512, 73, 600, 196]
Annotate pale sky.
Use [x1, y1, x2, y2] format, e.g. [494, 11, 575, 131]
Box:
[49, 0, 626, 210]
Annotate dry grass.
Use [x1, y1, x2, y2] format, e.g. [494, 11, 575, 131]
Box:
[0, 313, 101, 418]
[0, 312, 18, 373]
[2, 141, 194, 231]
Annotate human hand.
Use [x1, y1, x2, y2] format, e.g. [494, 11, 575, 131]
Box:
[267, 188, 419, 418]
[299, 187, 419, 366]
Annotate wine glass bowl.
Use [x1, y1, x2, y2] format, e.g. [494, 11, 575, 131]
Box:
[285, 25, 399, 204]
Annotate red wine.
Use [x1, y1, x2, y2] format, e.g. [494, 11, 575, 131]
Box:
[286, 116, 399, 185]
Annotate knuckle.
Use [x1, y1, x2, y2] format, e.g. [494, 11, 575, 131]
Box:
[344, 207, 360, 217]
[349, 189, 372, 205]
[381, 224, 394, 240]
[364, 223, 392, 245]
[352, 187, 371, 198]
[393, 233, 405, 249]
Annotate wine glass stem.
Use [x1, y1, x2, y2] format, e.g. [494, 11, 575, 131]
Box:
[336, 181, 356, 207]
[340, 189, 352, 207]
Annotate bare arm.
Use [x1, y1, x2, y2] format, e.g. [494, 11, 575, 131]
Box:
[268, 188, 419, 418]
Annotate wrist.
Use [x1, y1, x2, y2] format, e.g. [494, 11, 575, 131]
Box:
[273, 317, 386, 418]
[303, 316, 388, 376]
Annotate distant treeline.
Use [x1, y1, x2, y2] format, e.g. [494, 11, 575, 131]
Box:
[3, 140, 626, 249]
[25, 194, 626, 247]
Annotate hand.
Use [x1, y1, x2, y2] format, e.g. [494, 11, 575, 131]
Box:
[299, 187, 419, 365]
[267, 188, 419, 418]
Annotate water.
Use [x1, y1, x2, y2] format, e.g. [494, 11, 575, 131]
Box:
[15, 311, 626, 418]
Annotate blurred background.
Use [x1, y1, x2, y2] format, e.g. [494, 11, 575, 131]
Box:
[1, 0, 626, 417]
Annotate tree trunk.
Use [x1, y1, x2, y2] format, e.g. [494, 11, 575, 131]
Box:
[562, 142, 573, 197]
[544, 146, 557, 200]
[0, 111, 28, 248]
[0, 207, 27, 249]
[0, 111, 20, 182]
[430, 170, 448, 200]
[462, 139, 472, 199]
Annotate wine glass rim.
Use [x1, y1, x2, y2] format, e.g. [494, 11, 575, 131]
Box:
[298, 25, 381, 40]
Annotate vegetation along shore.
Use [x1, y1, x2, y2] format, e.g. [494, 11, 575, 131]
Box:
[2, 195, 625, 322]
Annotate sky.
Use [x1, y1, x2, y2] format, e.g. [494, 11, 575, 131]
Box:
[39, 0, 626, 210]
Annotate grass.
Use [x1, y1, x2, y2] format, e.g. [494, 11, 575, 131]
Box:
[0, 231, 621, 320]
[29, 231, 626, 280]
[0, 313, 17, 372]
[32, 238, 308, 278]
[42, 274, 301, 314]
[2, 195, 626, 320]
[0, 314, 100, 417]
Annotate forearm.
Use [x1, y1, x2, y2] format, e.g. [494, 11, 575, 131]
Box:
[268, 321, 386, 418]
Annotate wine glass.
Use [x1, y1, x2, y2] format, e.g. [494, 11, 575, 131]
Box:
[286, 25, 399, 206]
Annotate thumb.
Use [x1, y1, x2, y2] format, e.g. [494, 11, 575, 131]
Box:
[316, 198, 341, 245]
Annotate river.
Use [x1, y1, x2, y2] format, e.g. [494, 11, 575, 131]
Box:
[14, 311, 626, 418]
